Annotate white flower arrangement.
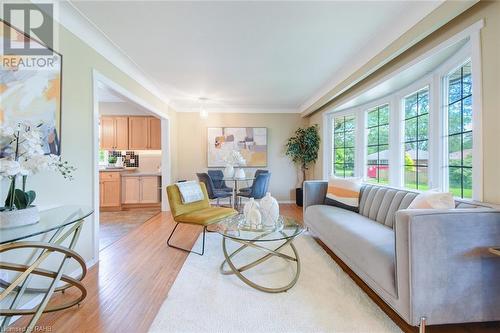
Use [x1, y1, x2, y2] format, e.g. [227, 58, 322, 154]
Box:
[1, 121, 75, 211]
[223, 150, 246, 167]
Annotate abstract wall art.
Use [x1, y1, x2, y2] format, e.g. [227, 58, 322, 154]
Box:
[0, 20, 62, 155]
[207, 127, 267, 167]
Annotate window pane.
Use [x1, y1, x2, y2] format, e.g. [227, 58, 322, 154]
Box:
[344, 148, 355, 164]
[379, 105, 389, 125]
[463, 96, 472, 131]
[345, 163, 355, 177]
[448, 101, 462, 135]
[334, 118, 344, 131]
[448, 68, 462, 104]
[345, 131, 355, 148]
[378, 145, 389, 164]
[417, 141, 428, 166]
[334, 132, 344, 148]
[405, 118, 417, 142]
[334, 148, 345, 164]
[367, 127, 378, 146]
[463, 132, 473, 167]
[379, 125, 389, 145]
[418, 114, 429, 140]
[334, 163, 344, 177]
[405, 94, 418, 118]
[449, 167, 462, 197]
[417, 167, 429, 190]
[418, 90, 429, 115]
[463, 63, 472, 96]
[463, 168, 472, 199]
[379, 166, 389, 184]
[448, 134, 461, 166]
[345, 116, 356, 131]
[367, 110, 378, 127]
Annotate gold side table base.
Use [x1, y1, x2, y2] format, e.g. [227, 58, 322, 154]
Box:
[220, 234, 301, 293]
[0, 220, 87, 333]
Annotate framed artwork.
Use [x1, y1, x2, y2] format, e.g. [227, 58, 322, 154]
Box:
[0, 20, 63, 155]
[207, 127, 268, 167]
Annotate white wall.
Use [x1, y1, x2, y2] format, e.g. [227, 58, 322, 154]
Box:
[175, 112, 307, 202]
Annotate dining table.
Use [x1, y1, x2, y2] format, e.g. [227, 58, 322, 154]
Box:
[222, 176, 255, 209]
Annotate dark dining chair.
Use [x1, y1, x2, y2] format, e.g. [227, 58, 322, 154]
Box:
[239, 169, 269, 194]
[237, 172, 271, 208]
[197, 173, 232, 206]
[207, 170, 232, 192]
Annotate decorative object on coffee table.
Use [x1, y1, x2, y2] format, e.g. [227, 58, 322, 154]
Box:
[0, 122, 75, 229]
[259, 192, 279, 228]
[285, 124, 320, 206]
[216, 214, 304, 293]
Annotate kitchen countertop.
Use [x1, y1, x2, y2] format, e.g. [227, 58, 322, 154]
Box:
[121, 172, 161, 177]
[99, 167, 161, 177]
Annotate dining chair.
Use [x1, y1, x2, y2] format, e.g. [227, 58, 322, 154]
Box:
[197, 173, 233, 206]
[236, 172, 271, 208]
[207, 170, 232, 192]
[166, 182, 237, 255]
[239, 169, 269, 194]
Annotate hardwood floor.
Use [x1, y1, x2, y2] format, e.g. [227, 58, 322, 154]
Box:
[99, 207, 160, 251]
[7, 204, 498, 333]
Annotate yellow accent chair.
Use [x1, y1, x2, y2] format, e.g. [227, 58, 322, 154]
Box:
[166, 182, 237, 255]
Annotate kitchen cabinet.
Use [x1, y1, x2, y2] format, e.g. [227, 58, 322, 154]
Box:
[148, 117, 161, 150]
[99, 172, 121, 209]
[122, 176, 160, 204]
[128, 116, 161, 150]
[100, 116, 129, 150]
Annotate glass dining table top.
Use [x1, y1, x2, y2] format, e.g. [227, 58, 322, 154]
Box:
[222, 177, 255, 181]
[0, 205, 94, 245]
[215, 214, 305, 242]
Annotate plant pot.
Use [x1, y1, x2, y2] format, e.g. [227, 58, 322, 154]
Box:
[295, 188, 303, 207]
[0, 206, 40, 229]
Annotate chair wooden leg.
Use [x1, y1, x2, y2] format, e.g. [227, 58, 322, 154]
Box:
[167, 223, 206, 256]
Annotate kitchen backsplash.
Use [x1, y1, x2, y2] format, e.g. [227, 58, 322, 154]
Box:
[102, 150, 161, 172]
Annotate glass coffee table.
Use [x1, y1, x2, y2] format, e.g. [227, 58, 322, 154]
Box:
[215, 214, 305, 293]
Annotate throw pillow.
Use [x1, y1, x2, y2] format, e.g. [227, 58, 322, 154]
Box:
[407, 190, 455, 209]
[325, 176, 362, 212]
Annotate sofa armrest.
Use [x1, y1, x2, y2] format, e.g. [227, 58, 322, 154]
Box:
[303, 180, 328, 213]
[394, 208, 500, 326]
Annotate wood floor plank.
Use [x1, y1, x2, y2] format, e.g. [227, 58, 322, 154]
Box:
[6, 204, 499, 333]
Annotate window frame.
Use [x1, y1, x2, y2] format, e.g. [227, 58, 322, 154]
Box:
[321, 25, 483, 201]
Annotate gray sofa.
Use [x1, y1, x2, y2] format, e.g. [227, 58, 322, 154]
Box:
[303, 180, 500, 330]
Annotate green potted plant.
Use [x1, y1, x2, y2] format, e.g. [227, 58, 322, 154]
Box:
[0, 122, 75, 228]
[285, 124, 320, 206]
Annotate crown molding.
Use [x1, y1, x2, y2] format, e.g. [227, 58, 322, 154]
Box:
[170, 103, 300, 114]
[53, 1, 171, 106]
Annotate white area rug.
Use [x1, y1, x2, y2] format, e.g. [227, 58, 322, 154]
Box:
[149, 232, 401, 333]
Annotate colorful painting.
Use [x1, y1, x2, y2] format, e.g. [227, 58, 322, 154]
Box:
[208, 127, 267, 167]
[0, 20, 62, 155]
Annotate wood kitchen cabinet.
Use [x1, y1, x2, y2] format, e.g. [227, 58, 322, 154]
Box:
[100, 116, 129, 150]
[99, 172, 121, 210]
[122, 176, 160, 205]
[128, 116, 161, 150]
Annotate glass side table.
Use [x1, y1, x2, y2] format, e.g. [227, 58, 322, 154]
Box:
[215, 214, 305, 293]
[0, 205, 93, 333]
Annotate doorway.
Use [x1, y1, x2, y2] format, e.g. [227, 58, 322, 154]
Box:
[92, 70, 171, 259]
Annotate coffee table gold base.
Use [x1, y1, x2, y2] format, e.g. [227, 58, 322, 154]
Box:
[220, 234, 301, 293]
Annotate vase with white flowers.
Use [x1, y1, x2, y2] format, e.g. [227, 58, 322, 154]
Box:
[0, 122, 76, 229]
[222, 150, 246, 178]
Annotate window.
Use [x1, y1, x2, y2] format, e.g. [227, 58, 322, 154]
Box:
[366, 104, 389, 184]
[446, 61, 472, 198]
[333, 115, 356, 177]
[403, 87, 429, 190]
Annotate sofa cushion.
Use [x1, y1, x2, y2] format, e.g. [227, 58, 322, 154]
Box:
[359, 185, 418, 228]
[305, 204, 397, 296]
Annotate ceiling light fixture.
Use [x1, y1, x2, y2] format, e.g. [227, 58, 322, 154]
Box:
[199, 97, 209, 119]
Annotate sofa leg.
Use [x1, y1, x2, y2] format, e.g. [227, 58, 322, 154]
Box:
[419, 317, 426, 333]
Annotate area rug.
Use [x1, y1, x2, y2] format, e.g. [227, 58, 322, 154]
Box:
[149, 232, 402, 333]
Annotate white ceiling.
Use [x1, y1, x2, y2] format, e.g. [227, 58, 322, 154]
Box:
[70, 1, 444, 113]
